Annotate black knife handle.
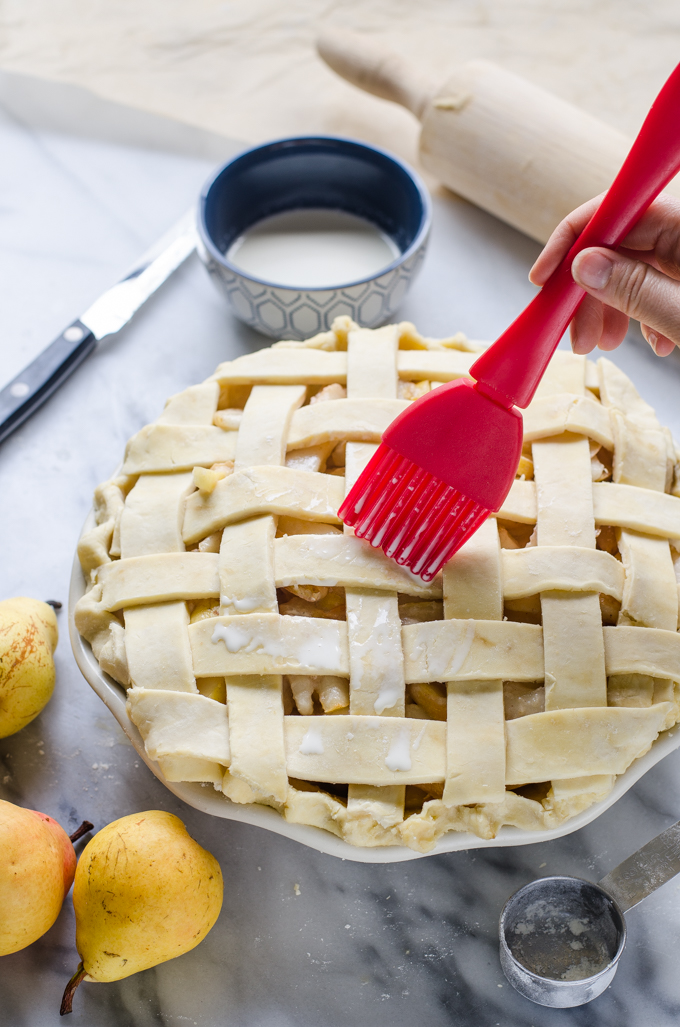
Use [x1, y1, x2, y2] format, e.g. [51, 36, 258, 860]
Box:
[0, 320, 96, 444]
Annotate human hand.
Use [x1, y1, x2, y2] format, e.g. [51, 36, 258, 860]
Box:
[529, 193, 680, 357]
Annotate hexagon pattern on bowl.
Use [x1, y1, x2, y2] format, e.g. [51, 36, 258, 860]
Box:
[203, 242, 427, 340]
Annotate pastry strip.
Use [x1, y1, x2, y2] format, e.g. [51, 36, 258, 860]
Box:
[604, 625, 680, 678]
[183, 466, 344, 543]
[533, 351, 586, 397]
[220, 384, 307, 804]
[122, 424, 237, 474]
[498, 480, 680, 538]
[287, 715, 442, 785]
[505, 704, 671, 785]
[211, 348, 347, 386]
[74, 583, 130, 685]
[533, 435, 607, 710]
[597, 366, 677, 698]
[396, 350, 474, 381]
[156, 382, 220, 425]
[523, 394, 613, 448]
[210, 347, 474, 387]
[105, 582, 680, 683]
[346, 325, 400, 398]
[344, 442, 377, 487]
[116, 473, 199, 698]
[124, 602, 197, 692]
[127, 687, 229, 785]
[286, 398, 408, 450]
[531, 428, 603, 830]
[501, 546, 624, 600]
[78, 479, 127, 568]
[283, 705, 671, 786]
[403, 619, 680, 683]
[233, 384, 306, 469]
[219, 516, 277, 615]
[274, 534, 441, 598]
[403, 620, 543, 682]
[593, 484, 680, 535]
[611, 409, 668, 491]
[223, 675, 288, 805]
[346, 589, 405, 718]
[98, 553, 219, 610]
[617, 530, 678, 630]
[443, 517, 505, 806]
[443, 518, 503, 621]
[119, 473, 193, 558]
[598, 357, 661, 430]
[497, 481, 537, 523]
[344, 324, 405, 825]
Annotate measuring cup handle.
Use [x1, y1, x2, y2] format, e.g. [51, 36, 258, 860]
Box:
[598, 819, 680, 912]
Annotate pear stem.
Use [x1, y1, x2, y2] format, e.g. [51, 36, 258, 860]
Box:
[69, 821, 94, 844]
[60, 962, 86, 1015]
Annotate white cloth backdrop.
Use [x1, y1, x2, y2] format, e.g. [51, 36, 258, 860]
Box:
[0, 0, 678, 170]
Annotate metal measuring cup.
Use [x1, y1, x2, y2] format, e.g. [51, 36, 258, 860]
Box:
[499, 818, 680, 1007]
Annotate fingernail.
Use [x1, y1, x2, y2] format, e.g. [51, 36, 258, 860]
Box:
[648, 330, 658, 352]
[573, 251, 614, 290]
[571, 337, 592, 355]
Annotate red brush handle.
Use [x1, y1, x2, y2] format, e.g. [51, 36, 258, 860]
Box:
[470, 60, 680, 410]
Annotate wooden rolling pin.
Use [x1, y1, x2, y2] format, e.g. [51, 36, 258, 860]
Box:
[317, 28, 680, 243]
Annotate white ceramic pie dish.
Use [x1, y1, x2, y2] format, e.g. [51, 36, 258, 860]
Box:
[69, 509, 680, 863]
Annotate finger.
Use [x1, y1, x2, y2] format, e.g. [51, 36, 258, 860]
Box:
[617, 247, 667, 275]
[529, 195, 603, 286]
[655, 337, 676, 357]
[640, 323, 676, 357]
[598, 303, 629, 351]
[619, 194, 680, 278]
[569, 295, 627, 354]
[570, 294, 604, 354]
[571, 247, 680, 349]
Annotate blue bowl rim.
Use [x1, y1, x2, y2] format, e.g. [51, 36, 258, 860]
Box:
[197, 134, 432, 292]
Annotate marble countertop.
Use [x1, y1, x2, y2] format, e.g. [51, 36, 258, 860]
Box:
[3, 73, 680, 1027]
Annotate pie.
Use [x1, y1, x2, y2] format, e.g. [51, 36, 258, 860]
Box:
[74, 317, 680, 852]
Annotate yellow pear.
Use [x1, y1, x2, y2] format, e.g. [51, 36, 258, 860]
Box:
[61, 811, 223, 1014]
[0, 800, 79, 955]
[0, 597, 58, 738]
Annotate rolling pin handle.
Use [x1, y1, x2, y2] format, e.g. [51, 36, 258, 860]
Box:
[316, 28, 436, 121]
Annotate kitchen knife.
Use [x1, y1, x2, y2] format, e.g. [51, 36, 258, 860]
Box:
[0, 208, 197, 444]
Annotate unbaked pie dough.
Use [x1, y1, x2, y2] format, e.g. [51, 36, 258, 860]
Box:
[75, 318, 680, 851]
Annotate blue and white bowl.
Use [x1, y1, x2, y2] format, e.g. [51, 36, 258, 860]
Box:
[197, 135, 431, 340]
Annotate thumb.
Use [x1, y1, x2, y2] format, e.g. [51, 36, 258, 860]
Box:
[572, 247, 680, 351]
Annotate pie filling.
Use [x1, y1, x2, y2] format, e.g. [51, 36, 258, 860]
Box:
[75, 318, 680, 851]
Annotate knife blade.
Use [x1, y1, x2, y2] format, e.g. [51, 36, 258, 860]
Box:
[0, 208, 197, 444]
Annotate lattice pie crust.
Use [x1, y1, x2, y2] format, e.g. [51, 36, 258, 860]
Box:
[75, 318, 680, 851]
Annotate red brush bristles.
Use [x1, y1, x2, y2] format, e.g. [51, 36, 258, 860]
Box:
[339, 443, 491, 582]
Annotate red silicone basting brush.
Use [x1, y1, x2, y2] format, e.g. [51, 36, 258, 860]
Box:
[340, 60, 680, 582]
